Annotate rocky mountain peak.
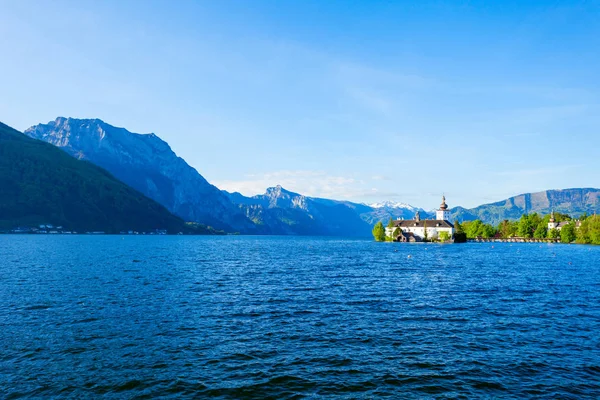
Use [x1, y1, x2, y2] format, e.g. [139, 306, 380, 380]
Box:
[24, 117, 257, 233]
[261, 185, 307, 209]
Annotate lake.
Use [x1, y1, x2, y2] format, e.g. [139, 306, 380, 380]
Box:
[1, 235, 599, 398]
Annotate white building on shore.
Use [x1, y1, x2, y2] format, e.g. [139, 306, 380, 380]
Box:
[547, 211, 582, 231]
[386, 196, 454, 242]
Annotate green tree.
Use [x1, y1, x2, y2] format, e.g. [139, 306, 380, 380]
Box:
[576, 219, 589, 244]
[439, 231, 451, 242]
[547, 228, 559, 239]
[385, 227, 400, 242]
[387, 217, 395, 228]
[533, 224, 547, 239]
[529, 213, 542, 231]
[480, 224, 497, 238]
[372, 221, 386, 242]
[464, 220, 482, 239]
[518, 214, 534, 238]
[423, 221, 429, 241]
[560, 222, 577, 243]
[462, 220, 496, 239]
[454, 220, 464, 233]
[497, 219, 518, 238]
[575, 216, 600, 245]
[587, 215, 600, 245]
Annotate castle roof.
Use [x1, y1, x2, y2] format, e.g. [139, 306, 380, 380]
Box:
[392, 219, 453, 229]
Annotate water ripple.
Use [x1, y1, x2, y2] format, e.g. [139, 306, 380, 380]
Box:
[1, 236, 600, 398]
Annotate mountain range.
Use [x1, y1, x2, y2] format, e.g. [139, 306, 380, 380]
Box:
[25, 117, 257, 233]
[450, 188, 600, 225]
[224, 186, 372, 236]
[0, 121, 217, 234]
[17, 117, 600, 234]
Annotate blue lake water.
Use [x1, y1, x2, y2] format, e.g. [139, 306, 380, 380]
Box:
[1, 235, 600, 398]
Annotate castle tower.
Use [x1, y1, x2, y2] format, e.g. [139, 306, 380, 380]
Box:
[436, 195, 451, 221]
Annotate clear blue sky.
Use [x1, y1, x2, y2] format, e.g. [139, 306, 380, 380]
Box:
[2, 0, 599, 209]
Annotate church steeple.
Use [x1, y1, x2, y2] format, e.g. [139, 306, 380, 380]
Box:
[548, 210, 558, 230]
[436, 195, 451, 221]
[440, 195, 448, 210]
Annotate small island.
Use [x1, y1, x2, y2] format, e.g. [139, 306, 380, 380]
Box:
[372, 196, 459, 243]
[373, 196, 600, 245]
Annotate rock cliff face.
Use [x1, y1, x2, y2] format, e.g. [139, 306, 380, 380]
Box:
[0, 121, 207, 234]
[25, 118, 256, 232]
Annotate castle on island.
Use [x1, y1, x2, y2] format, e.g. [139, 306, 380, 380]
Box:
[385, 196, 454, 242]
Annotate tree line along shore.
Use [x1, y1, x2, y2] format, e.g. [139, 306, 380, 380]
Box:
[373, 213, 600, 245]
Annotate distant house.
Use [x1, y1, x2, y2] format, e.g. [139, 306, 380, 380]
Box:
[385, 196, 454, 241]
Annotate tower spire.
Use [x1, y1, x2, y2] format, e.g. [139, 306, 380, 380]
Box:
[439, 194, 448, 210]
[436, 194, 450, 221]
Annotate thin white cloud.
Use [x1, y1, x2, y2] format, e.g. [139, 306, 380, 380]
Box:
[371, 175, 392, 181]
[215, 170, 379, 200]
[494, 164, 583, 177]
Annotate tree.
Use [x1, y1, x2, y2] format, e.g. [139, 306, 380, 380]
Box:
[560, 222, 577, 243]
[462, 219, 496, 239]
[518, 214, 534, 238]
[387, 217, 395, 228]
[497, 219, 518, 238]
[547, 228, 559, 239]
[454, 220, 464, 233]
[529, 213, 542, 232]
[453, 231, 467, 243]
[587, 215, 600, 245]
[534, 224, 547, 239]
[372, 221, 386, 242]
[385, 227, 400, 242]
[480, 224, 497, 238]
[439, 231, 451, 242]
[576, 215, 600, 244]
[464, 220, 483, 239]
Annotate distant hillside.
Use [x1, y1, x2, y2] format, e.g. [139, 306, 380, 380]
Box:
[25, 117, 257, 233]
[0, 121, 217, 234]
[224, 186, 372, 236]
[451, 188, 600, 225]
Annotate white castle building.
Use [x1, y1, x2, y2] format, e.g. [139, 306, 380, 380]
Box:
[385, 196, 454, 242]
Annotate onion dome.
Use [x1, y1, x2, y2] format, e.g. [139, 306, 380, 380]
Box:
[439, 195, 448, 210]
